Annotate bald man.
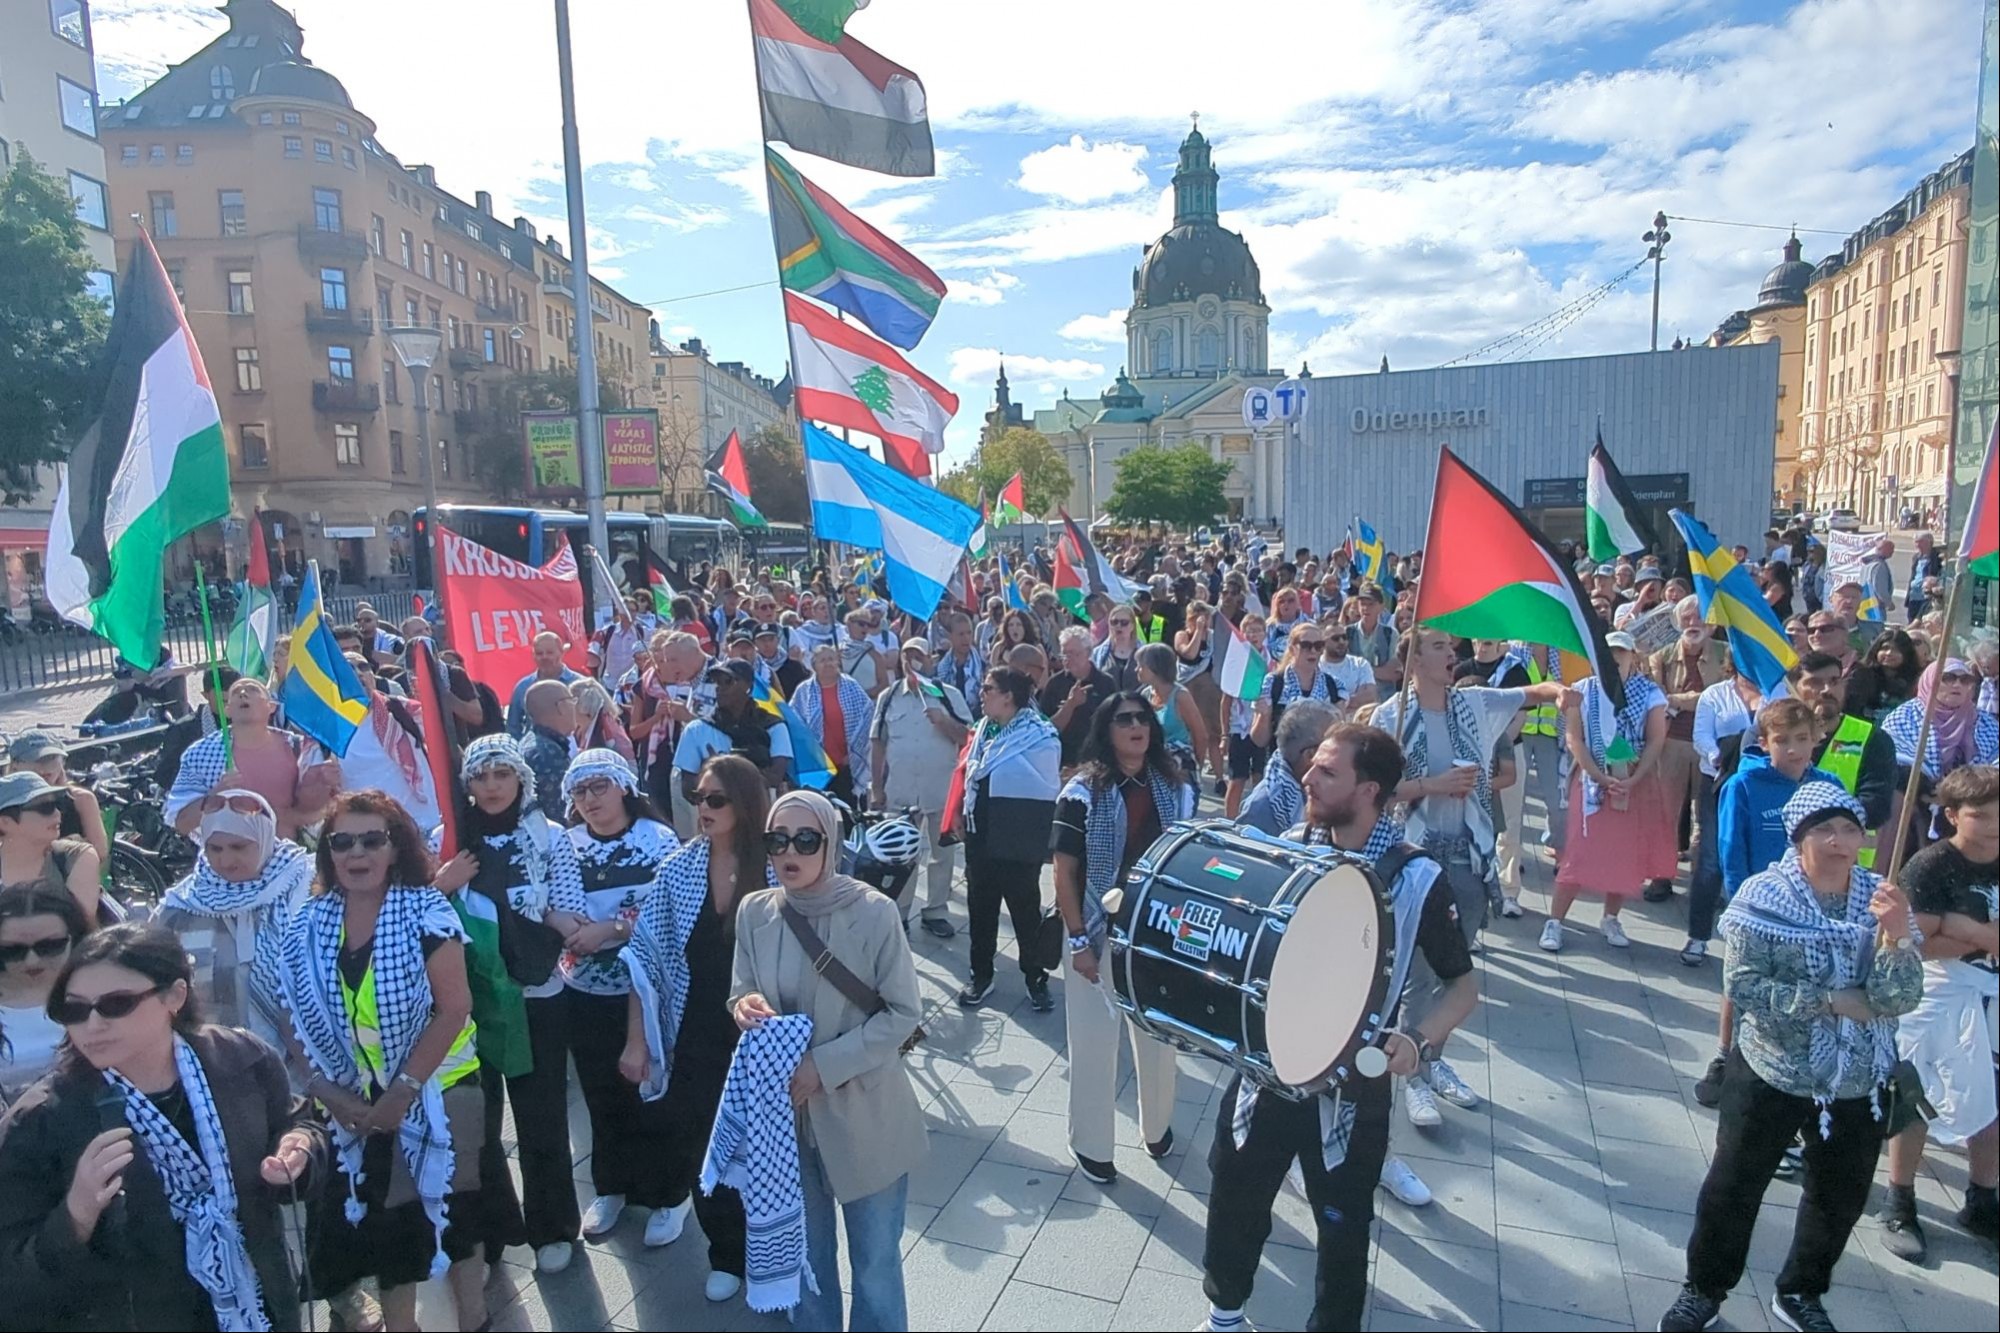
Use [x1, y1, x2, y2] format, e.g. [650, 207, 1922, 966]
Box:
[507, 630, 582, 737]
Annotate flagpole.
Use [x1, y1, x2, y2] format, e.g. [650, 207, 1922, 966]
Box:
[1881, 571, 1966, 880]
[194, 563, 231, 766]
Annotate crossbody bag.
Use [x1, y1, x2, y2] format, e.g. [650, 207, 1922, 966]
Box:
[780, 904, 925, 1055]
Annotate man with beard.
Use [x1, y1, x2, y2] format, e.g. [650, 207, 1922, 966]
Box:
[1196, 724, 1478, 1332]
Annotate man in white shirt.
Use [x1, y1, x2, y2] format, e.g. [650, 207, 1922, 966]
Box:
[1317, 622, 1377, 713]
[672, 660, 791, 796]
[869, 639, 972, 938]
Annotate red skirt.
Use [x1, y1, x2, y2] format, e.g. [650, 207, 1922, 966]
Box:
[1555, 769, 1680, 899]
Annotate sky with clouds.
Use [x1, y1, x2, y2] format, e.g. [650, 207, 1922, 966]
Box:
[90, 0, 1984, 466]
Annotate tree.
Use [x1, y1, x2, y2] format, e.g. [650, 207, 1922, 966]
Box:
[464, 366, 628, 502]
[937, 427, 1072, 515]
[1106, 442, 1232, 529]
[0, 151, 111, 503]
[740, 423, 810, 523]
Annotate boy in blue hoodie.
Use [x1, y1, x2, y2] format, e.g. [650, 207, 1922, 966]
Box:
[1717, 698, 1836, 902]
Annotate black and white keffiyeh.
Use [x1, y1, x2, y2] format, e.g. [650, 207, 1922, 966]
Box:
[281, 886, 466, 1273]
[1063, 766, 1190, 947]
[1388, 688, 1494, 851]
[162, 840, 313, 1033]
[1576, 674, 1666, 817]
[701, 1013, 817, 1314]
[105, 1037, 270, 1331]
[1246, 753, 1305, 832]
[1276, 664, 1336, 708]
[959, 708, 1062, 833]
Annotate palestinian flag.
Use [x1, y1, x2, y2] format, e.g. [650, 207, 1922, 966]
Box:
[1052, 541, 1086, 620]
[1415, 447, 1622, 704]
[643, 549, 679, 617]
[1058, 509, 1139, 603]
[1212, 615, 1269, 701]
[1959, 422, 1996, 578]
[767, 147, 945, 350]
[969, 492, 991, 558]
[405, 637, 466, 861]
[1585, 431, 1655, 562]
[223, 510, 276, 678]
[993, 472, 1026, 527]
[46, 230, 230, 669]
[786, 291, 955, 478]
[749, 0, 935, 178]
[705, 430, 768, 529]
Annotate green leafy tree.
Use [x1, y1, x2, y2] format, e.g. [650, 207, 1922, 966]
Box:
[0, 151, 111, 503]
[1105, 442, 1232, 529]
[937, 427, 1073, 516]
[465, 367, 628, 501]
[740, 423, 810, 524]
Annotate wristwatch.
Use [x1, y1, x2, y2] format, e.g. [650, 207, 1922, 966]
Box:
[1067, 932, 1094, 954]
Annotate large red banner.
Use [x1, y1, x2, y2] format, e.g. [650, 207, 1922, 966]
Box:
[437, 525, 589, 694]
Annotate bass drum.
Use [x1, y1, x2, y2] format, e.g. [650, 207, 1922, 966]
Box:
[1107, 820, 1394, 1098]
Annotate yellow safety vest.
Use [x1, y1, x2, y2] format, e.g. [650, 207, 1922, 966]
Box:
[1816, 714, 1878, 869]
[1136, 613, 1165, 644]
[1522, 652, 1560, 737]
[341, 947, 480, 1096]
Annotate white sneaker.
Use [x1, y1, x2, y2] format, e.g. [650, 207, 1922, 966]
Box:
[1539, 919, 1564, 952]
[580, 1194, 625, 1237]
[1499, 897, 1524, 919]
[1427, 1057, 1481, 1110]
[1602, 916, 1631, 949]
[1404, 1078, 1443, 1128]
[643, 1198, 691, 1247]
[704, 1271, 743, 1302]
[1379, 1155, 1433, 1207]
[535, 1241, 575, 1274]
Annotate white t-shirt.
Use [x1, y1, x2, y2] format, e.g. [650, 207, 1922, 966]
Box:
[0, 1002, 63, 1105]
[672, 714, 794, 776]
[1320, 653, 1375, 704]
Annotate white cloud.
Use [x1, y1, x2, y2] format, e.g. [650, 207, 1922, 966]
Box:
[1059, 309, 1128, 348]
[945, 348, 1104, 387]
[1015, 136, 1150, 202]
[951, 271, 1022, 306]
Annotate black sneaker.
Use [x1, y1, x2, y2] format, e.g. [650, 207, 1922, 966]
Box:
[1771, 1292, 1837, 1332]
[1774, 1142, 1804, 1177]
[921, 917, 956, 939]
[1643, 879, 1675, 903]
[1693, 1054, 1727, 1108]
[1146, 1127, 1174, 1160]
[1026, 974, 1054, 1012]
[1876, 1185, 1927, 1264]
[1072, 1150, 1117, 1184]
[1657, 1284, 1721, 1332]
[957, 977, 995, 1008]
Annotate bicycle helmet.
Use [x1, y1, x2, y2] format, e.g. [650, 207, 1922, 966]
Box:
[861, 816, 924, 868]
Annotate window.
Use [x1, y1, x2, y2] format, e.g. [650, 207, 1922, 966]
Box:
[341, 146, 355, 169]
[399, 229, 413, 268]
[67, 171, 107, 229]
[382, 360, 399, 402]
[51, 0, 89, 48]
[327, 346, 354, 382]
[58, 76, 97, 138]
[431, 373, 444, 409]
[164, 264, 184, 303]
[334, 423, 362, 467]
[421, 242, 435, 280]
[455, 257, 467, 294]
[282, 110, 301, 126]
[147, 190, 176, 236]
[283, 136, 302, 158]
[404, 294, 420, 325]
[389, 430, 406, 475]
[319, 267, 347, 310]
[1926, 384, 1936, 416]
[210, 65, 233, 101]
[257, 110, 272, 125]
[1933, 272, 1942, 302]
[483, 328, 497, 362]
[376, 285, 392, 324]
[239, 424, 270, 469]
[234, 347, 261, 392]
[217, 188, 245, 236]
[335, 119, 350, 136]
[176, 144, 192, 164]
[438, 436, 452, 478]
[446, 315, 460, 348]
[120, 144, 138, 165]
[313, 139, 333, 162]
[84, 269, 113, 309]
[312, 187, 341, 232]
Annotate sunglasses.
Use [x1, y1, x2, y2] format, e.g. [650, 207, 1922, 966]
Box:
[12, 799, 64, 819]
[1110, 710, 1153, 727]
[693, 791, 733, 810]
[1293, 639, 1326, 652]
[326, 830, 391, 854]
[1940, 671, 1978, 685]
[1808, 624, 1844, 635]
[50, 985, 166, 1026]
[763, 828, 828, 856]
[199, 793, 267, 816]
[0, 937, 72, 967]
[1110, 620, 1135, 629]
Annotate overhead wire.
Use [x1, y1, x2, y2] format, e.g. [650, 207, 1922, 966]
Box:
[1434, 257, 1647, 368]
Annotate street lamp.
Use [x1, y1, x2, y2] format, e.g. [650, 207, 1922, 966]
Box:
[1643, 212, 1672, 352]
[388, 324, 444, 597]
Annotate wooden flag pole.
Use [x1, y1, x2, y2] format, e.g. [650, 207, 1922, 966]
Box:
[194, 563, 231, 767]
[1881, 570, 1966, 881]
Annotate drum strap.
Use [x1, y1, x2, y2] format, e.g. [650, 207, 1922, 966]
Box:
[1372, 842, 1432, 899]
[779, 904, 925, 1055]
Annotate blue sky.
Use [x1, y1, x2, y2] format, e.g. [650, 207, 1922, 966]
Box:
[91, 0, 1984, 468]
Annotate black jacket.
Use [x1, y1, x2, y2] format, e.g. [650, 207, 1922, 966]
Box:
[0, 1025, 326, 1332]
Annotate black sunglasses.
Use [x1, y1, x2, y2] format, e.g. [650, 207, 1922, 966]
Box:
[327, 830, 391, 854]
[0, 937, 72, 967]
[763, 828, 827, 855]
[51, 985, 166, 1026]
[14, 799, 65, 819]
[693, 791, 733, 810]
[1110, 710, 1154, 727]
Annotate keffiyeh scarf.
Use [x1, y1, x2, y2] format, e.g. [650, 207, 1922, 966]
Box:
[1884, 694, 2000, 780]
[281, 886, 466, 1274]
[1277, 664, 1336, 707]
[960, 709, 1061, 834]
[1063, 766, 1189, 947]
[1392, 688, 1495, 862]
[1247, 756, 1305, 833]
[1576, 674, 1666, 818]
[701, 1013, 818, 1313]
[623, 839, 726, 1101]
[162, 840, 313, 1033]
[1721, 851, 1900, 1137]
[106, 1037, 270, 1331]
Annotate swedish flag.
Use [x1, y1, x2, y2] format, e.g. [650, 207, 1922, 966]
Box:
[996, 549, 1029, 611]
[1355, 518, 1386, 584]
[1669, 509, 1797, 697]
[277, 559, 370, 756]
[753, 675, 833, 790]
[1857, 594, 1884, 623]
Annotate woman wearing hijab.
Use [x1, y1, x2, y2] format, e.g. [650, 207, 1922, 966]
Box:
[731, 789, 926, 1333]
[1657, 783, 1921, 1333]
[1883, 658, 2000, 842]
[0, 923, 326, 1331]
[545, 748, 684, 1247]
[280, 789, 488, 1333]
[430, 735, 586, 1274]
[619, 754, 775, 1304]
[154, 790, 313, 1050]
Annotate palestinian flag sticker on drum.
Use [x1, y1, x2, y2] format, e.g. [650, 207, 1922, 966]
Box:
[1168, 900, 1224, 963]
[1202, 856, 1245, 881]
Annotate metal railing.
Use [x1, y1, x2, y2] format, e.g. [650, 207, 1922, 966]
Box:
[312, 380, 381, 413]
[304, 303, 375, 336]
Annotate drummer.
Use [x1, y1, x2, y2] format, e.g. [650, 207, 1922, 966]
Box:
[1197, 723, 1478, 1333]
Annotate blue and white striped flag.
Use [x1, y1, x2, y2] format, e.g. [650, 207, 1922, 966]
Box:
[803, 422, 981, 621]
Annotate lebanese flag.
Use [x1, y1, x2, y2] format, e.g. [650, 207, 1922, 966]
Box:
[405, 637, 466, 861]
[750, 0, 935, 178]
[1415, 447, 1621, 703]
[786, 291, 955, 479]
[1959, 422, 1996, 578]
[1212, 614, 1269, 701]
[993, 472, 1026, 527]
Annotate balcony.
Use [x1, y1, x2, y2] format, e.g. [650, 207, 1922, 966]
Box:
[542, 279, 571, 299]
[313, 379, 381, 414]
[476, 299, 515, 323]
[304, 303, 374, 337]
[295, 223, 370, 260]
[447, 346, 482, 372]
